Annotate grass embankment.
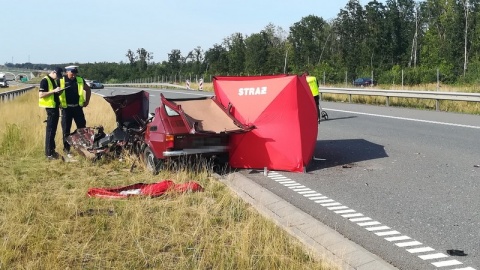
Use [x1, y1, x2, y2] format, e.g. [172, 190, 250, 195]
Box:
[0, 91, 336, 269]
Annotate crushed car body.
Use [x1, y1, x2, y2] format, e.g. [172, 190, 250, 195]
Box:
[67, 90, 252, 173]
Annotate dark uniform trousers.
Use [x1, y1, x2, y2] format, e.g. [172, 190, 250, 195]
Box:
[313, 95, 320, 121]
[61, 106, 86, 153]
[45, 107, 60, 156]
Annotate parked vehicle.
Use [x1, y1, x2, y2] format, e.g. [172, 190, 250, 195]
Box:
[353, 77, 376, 87]
[66, 90, 252, 174]
[0, 73, 9, 88]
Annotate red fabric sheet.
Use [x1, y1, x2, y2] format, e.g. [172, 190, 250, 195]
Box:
[87, 180, 203, 199]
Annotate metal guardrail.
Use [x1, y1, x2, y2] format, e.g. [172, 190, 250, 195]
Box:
[320, 87, 480, 111]
[104, 83, 188, 90]
[0, 86, 36, 102]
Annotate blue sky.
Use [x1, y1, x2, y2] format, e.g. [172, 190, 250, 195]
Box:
[3, 0, 378, 65]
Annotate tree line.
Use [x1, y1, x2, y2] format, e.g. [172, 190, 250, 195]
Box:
[5, 0, 480, 86]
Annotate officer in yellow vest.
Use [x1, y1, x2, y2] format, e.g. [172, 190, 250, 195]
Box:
[39, 67, 64, 160]
[303, 71, 320, 123]
[59, 65, 91, 157]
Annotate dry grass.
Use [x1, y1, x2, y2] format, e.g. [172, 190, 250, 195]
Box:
[0, 90, 336, 269]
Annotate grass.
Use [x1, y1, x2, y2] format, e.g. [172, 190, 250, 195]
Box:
[0, 90, 336, 269]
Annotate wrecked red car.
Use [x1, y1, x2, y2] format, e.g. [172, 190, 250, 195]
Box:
[67, 90, 252, 173]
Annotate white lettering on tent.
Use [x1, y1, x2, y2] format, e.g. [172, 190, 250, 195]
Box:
[238, 87, 267, 96]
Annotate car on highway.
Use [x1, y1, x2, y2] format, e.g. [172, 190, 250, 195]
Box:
[353, 77, 376, 87]
[86, 80, 104, 89]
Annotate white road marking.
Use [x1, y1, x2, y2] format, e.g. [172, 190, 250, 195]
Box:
[321, 202, 341, 207]
[357, 221, 381, 227]
[349, 217, 372, 222]
[385, 235, 411, 242]
[406, 247, 435, 253]
[395, 241, 422, 247]
[328, 206, 349, 210]
[432, 260, 463, 267]
[342, 213, 364, 218]
[418, 253, 449, 260]
[334, 209, 356, 214]
[375, 231, 400, 236]
[289, 185, 306, 189]
[325, 108, 480, 129]
[265, 171, 478, 269]
[365, 226, 390, 231]
[314, 199, 335, 203]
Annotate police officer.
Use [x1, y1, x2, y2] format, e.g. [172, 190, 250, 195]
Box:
[303, 71, 320, 122]
[59, 65, 91, 157]
[39, 67, 64, 160]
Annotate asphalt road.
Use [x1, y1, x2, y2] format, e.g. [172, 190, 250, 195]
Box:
[95, 87, 480, 270]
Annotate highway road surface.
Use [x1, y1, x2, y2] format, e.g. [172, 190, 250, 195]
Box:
[95, 87, 480, 270]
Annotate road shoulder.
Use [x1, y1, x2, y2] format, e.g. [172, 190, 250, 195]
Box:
[217, 172, 398, 270]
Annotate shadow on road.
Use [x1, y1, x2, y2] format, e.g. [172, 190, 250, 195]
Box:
[307, 139, 388, 172]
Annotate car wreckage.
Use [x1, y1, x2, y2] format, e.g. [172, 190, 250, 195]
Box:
[66, 90, 253, 173]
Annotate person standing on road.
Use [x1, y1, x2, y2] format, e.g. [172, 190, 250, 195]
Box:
[59, 65, 91, 157]
[39, 67, 64, 160]
[303, 71, 320, 122]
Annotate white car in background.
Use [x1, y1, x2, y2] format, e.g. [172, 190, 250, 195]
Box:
[86, 80, 104, 89]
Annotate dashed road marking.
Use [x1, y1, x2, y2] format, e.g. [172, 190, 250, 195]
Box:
[266, 171, 477, 270]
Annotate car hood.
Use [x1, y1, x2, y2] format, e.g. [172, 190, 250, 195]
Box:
[103, 90, 149, 128]
[161, 94, 254, 134]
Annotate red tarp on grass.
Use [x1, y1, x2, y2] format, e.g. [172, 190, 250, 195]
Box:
[213, 75, 318, 172]
[87, 180, 203, 199]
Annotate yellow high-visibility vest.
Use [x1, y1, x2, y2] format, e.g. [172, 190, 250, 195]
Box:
[39, 76, 57, 108]
[306, 76, 319, 96]
[59, 76, 85, 108]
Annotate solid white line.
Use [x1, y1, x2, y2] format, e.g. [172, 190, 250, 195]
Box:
[418, 253, 448, 260]
[406, 247, 435, 253]
[432, 260, 463, 267]
[375, 231, 400, 236]
[385, 235, 411, 242]
[448, 267, 477, 270]
[395, 241, 422, 247]
[325, 108, 480, 129]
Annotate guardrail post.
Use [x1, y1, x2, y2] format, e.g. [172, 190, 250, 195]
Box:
[386, 96, 390, 106]
[436, 100, 440, 111]
[349, 94, 352, 103]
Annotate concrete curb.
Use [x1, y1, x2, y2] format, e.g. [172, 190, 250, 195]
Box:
[217, 172, 398, 270]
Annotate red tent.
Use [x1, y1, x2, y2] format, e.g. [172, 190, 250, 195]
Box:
[213, 75, 318, 172]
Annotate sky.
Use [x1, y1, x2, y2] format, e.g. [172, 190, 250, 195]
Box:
[2, 0, 378, 65]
